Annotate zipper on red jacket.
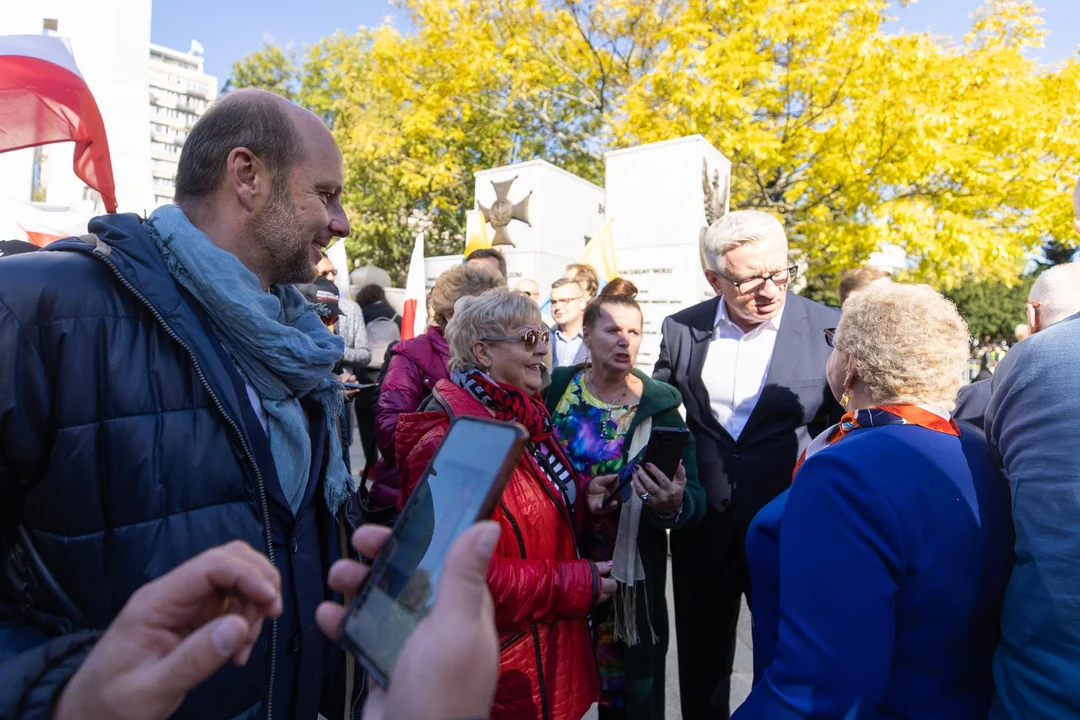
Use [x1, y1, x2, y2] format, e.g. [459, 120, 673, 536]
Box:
[498, 500, 551, 720]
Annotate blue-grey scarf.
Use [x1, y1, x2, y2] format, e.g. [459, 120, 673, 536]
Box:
[146, 205, 350, 516]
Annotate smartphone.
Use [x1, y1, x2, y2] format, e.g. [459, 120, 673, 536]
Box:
[602, 460, 639, 507]
[339, 416, 528, 687]
[602, 426, 690, 506]
[342, 381, 377, 390]
[642, 426, 690, 481]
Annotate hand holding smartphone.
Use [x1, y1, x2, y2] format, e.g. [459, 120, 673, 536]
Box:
[602, 426, 689, 506]
[338, 416, 527, 687]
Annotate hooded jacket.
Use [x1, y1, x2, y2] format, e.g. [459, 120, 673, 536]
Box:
[369, 326, 450, 510]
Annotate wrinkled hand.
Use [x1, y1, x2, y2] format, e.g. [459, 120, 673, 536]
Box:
[339, 373, 362, 401]
[54, 542, 282, 720]
[586, 474, 621, 515]
[317, 523, 500, 720]
[633, 462, 686, 517]
[595, 560, 617, 604]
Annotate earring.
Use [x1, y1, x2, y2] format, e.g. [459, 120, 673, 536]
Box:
[840, 392, 850, 407]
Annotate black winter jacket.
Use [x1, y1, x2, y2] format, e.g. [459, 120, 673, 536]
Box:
[0, 214, 361, 719]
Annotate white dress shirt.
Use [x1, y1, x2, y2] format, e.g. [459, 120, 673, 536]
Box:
[553, 328, 585, 368]
[700, 299, 785, 441]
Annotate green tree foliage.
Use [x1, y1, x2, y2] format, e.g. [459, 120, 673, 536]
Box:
[944, 275, 1035, 344]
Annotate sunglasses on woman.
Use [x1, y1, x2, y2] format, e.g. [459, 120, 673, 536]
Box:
[824, 327, 836, 348]
[481, 329, 551, 351]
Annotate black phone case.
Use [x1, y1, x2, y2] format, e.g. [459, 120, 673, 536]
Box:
[641, 427, 689, 480]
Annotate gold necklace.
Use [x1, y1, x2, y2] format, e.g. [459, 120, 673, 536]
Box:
[587, 368, 629, 406]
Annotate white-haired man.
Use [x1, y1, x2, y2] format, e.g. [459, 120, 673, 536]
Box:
[653, 210, 841, 719]
[986, 176, 1080, 718]
[954, 260, 1080, 425]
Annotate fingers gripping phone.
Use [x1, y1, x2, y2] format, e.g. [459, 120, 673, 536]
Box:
[339, 416, 527, 686]
[602, 426, 690, 506]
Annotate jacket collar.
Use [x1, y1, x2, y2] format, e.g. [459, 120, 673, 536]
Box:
[394, 326, 450, 371]
[544, 365, 683, 420]
[689, 297, 720, 343]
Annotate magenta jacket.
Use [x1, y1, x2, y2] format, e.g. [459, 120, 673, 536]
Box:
[369, 325, 450, 510]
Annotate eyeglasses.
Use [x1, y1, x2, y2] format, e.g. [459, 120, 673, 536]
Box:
[481, 329, 551, 351]
[320, 269, 337, 279]
[715, 263, 798, 296]
[824, 328, 836, 348]
[550, 295, 585, 306]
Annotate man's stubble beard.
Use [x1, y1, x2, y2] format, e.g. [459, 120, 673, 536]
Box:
[253, 187, 317, 286]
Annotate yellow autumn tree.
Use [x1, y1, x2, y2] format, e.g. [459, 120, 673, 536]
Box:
[230, 0, 1080, 287]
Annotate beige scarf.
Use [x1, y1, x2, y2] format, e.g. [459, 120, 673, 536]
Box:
[611, 417, 659, 646]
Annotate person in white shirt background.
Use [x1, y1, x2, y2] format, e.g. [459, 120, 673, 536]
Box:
[653, 210, 841, 720]
[550, 277, 591, 369]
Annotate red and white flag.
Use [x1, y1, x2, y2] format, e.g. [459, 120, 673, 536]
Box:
[0, 34, 118, 212]
[400, 232, 428, 340]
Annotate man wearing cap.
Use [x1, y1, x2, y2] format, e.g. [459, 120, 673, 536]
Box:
[316, 255, 371, 378]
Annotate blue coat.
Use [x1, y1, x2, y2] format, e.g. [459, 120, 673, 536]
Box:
[0, 214, 361, 719]
[735, 424, 1013, 719]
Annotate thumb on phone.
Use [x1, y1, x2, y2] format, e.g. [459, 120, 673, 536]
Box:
[674, 461, 687, 486]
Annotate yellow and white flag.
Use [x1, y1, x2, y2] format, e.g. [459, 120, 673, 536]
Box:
[464, 210, 492, 258]
[579, 217, 619, 285]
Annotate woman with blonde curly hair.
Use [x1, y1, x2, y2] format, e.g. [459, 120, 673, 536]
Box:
[734, 283, 1014, 720]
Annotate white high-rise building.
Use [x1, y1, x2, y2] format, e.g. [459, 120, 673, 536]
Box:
[148, 40, 218, 207]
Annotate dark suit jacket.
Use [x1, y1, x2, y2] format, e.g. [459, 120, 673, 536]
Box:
[954, 379, 991, 428]
[653, 292, 842, 538]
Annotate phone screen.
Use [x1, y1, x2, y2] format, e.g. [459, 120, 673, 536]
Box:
[340, 417, 526, 685]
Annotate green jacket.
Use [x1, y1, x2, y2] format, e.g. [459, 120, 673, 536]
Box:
[544, 365, 705, 719]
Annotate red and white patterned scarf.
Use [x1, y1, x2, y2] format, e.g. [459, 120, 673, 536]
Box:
[793, 405, 960, 479]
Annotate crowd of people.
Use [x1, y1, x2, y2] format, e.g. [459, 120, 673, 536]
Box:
[3, 86, 1080, 720]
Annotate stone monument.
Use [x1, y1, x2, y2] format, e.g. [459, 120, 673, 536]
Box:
[427, 159, 606, 293]
[423, 136, 733, 375]
[604, 135, 731, 371]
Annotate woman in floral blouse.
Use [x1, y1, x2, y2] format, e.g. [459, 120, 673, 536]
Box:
[544, 279, 704, 720]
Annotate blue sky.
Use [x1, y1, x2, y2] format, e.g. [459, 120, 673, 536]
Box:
[150, 1, 1080, 91]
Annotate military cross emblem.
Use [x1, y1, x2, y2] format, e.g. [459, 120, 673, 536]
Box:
[478, 176, 532, 247]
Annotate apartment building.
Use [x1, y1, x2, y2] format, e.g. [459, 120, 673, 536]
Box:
[148, 40, 218, 206]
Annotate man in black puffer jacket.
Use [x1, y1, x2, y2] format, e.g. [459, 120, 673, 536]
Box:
[0, 89, 364, 719]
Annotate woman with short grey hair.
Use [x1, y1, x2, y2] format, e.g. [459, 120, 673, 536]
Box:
[396, 287, 614, 719]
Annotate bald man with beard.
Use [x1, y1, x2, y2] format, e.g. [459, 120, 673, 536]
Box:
[0, 89, 365, 719]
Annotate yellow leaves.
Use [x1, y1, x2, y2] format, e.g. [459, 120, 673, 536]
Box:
[227, 0, 1079, 286]
[614, 0, 1079, 288]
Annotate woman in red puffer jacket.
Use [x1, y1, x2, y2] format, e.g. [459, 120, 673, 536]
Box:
[397, 288, 614, 720]
[368, 263, 505, 516]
